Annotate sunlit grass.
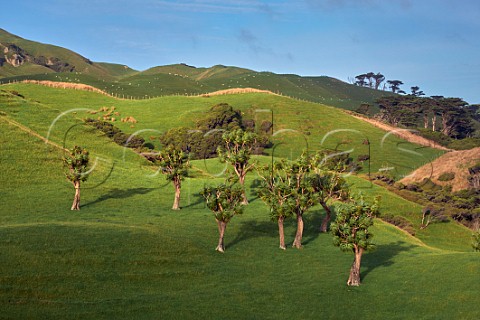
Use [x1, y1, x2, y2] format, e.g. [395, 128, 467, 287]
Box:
[0, 84, 477, 319]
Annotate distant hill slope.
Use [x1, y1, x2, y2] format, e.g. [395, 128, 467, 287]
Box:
[400, 147, 480, 191]
[0, 29, 393, 110]
[0, 28, 126, 79]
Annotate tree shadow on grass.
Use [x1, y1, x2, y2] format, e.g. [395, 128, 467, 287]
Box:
[227, 210, 327, 249]
[361, 241, 416, 281]
[82, 187, 156, 208]
[227, 219, 278, 249]
[300, 211, 324, 246]
[183, 192, 206, 209]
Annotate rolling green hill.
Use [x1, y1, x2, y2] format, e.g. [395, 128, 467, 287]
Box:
[0, 28, 126, 79]
[0, 29, 392, 110]
[0, 83, 478, 319]
[0, 82, 443, 177]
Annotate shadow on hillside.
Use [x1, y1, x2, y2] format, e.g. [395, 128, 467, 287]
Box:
[228, 220, 278, 249]
[82, 187, 156, 208]
[183, 192, 205, 209]
[227, 211, 325, 249]
[299, 211, 324, 246]
[361, 241, 416, 280]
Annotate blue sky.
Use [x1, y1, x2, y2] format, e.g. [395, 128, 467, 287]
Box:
[2, 0, 480, 103]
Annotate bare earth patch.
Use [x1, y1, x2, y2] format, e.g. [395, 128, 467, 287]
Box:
[400, 147, 480, 191]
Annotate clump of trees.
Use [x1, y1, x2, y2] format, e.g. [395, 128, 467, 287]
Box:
[257, 151, 354, 249]
[159, 103, 271, 160]
[353, 72, 386, 90]
[352, 72, 424, 95]
[84, 118, 145, 149]
[351, 71, 480, 143]
[63, 146, 90, 210]
[367, 95, 479, 145]
[69, 109, 389, 285]
[331, 196, 380, 286]
[257, 153, 318, 249]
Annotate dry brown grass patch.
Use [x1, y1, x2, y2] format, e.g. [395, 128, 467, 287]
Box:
[400, 147, 480, 192]
[350, 114, 451, 151]
[201, 87, 276, 97]
[22, 80, 110, 96]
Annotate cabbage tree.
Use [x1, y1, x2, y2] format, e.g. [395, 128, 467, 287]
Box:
[63, 146, 90, 210]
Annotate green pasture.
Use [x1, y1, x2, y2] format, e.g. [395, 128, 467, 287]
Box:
[0, 84, 478, 319]
[1, 84, 443, 178]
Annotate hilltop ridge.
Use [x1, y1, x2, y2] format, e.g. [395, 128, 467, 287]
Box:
[0, 28, 391, 109]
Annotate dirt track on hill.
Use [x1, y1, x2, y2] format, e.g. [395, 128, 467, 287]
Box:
[350, 114, 451, 151]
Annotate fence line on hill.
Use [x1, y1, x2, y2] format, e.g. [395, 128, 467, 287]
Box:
[1, 79, 325, 103]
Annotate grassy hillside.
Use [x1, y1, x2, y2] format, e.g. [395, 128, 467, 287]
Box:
[0, 84, 478, 318]
[0, 28, 113, 78]
[1, 63, 392, 110]
[95, 62, 138, 77]
[0, 27, 394, 110]
[0, 83, 443, 178]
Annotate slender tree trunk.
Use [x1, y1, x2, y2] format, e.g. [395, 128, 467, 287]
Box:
[440, 114, 453, 136]
[216, 219, 227, 253]
[292, 213, 304, 249]
[432, 113, 437, 131]
[347, 247, 363, 286]
[172, 178, 181, 210]
[278, 216, 286, 250]
[320, 202, 331, 233]
[423, 113, 429, 129]
[238, 174, 248, 204]
[71, 181, 80, 210]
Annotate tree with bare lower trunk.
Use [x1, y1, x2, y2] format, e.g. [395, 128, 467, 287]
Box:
[387, 80, 403, 93]
[258, 153, 317, 249]
[217, 129, 257, 204]
[155, 146, 190, 210]
[202, 182, 244, 253]
[257, 161, 296, 250]
[331, 196, 380, 286]
[290, 154, 317, 249]
[63, 146, 90, 210]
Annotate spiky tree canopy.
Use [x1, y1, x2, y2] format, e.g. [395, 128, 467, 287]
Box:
[258, 154, 317, 217]
[201, 183, 244, 223]
[257, 160, 300, 222]
[155, 146, 190, 181]
[331, 196, 380, 252]
[63, 146, 90, 183]
[217, 129, 257, 174]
